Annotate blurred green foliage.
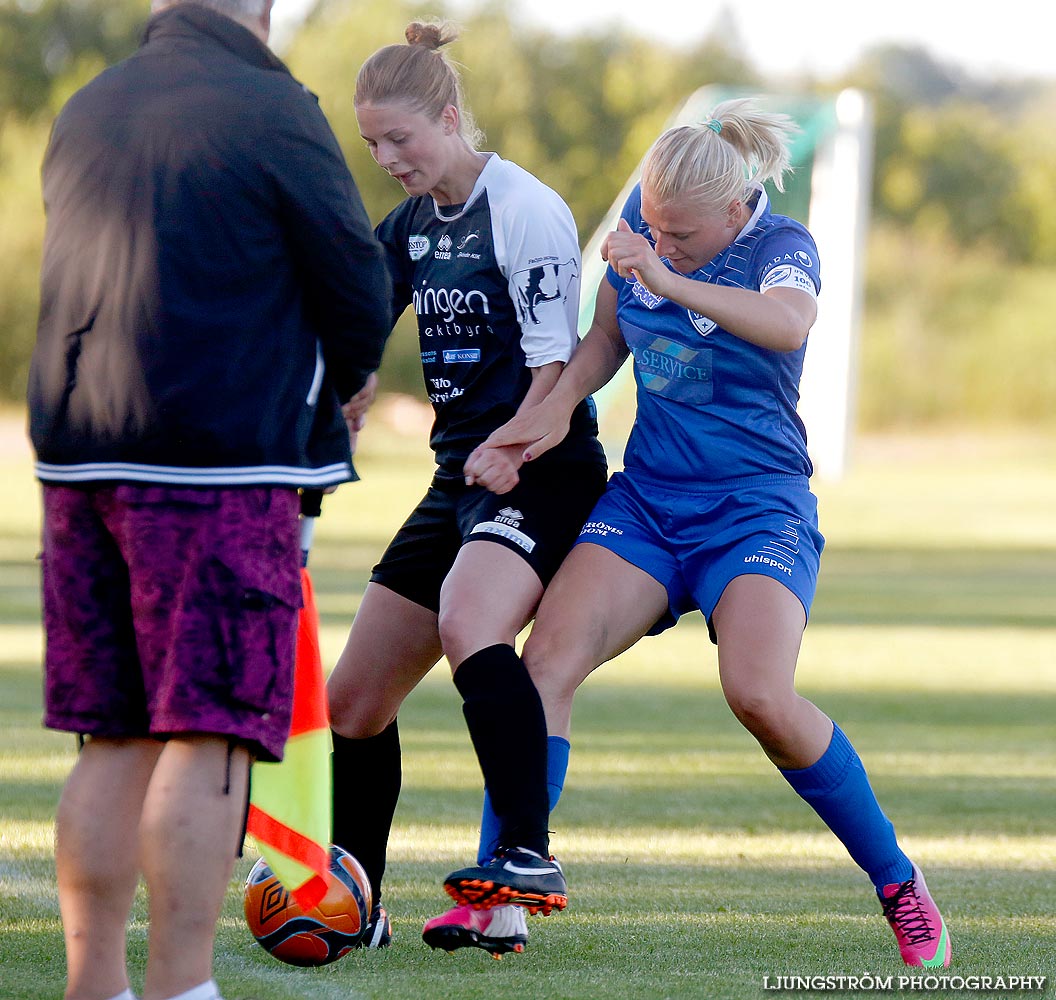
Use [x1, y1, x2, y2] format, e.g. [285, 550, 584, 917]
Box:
[282, 0, 759, 394]
[1, 0, 1054, 428]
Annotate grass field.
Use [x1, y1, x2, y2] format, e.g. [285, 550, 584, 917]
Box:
[1, 409, 1054, 1000]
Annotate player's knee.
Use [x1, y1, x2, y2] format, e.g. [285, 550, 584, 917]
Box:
[436, 604, 518, 667]
[522, 630, 587, 706]
[328, 697, 392, 740]
[436, 602, 475, 663]
[723, 686, 791, 739]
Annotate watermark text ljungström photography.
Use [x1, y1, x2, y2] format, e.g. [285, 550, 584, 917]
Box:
[761, 974, 1049, 993]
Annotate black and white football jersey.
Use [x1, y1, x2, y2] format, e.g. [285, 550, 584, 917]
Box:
[376, 154, 602, 475]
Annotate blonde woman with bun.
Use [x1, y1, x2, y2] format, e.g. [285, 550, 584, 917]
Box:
[326, 22, 607, 956]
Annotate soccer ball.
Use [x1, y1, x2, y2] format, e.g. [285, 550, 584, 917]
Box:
[243, 845, 373, 966]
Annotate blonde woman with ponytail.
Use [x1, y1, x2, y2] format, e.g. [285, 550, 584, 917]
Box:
[470, 98, 952, 969]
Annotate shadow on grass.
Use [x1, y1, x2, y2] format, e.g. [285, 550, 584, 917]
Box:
[219, 861, 1049, 1000]
[392, 679, 1055, 840]
[3, 858, 1051, 1000]
[6, 649, 1052, 841]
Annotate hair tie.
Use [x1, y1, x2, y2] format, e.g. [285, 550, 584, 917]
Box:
[705, 119, 722, 134]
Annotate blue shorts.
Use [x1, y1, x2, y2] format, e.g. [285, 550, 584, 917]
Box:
[574, 470, 825, 641]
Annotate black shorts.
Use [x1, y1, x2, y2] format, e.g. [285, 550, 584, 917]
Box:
[370, 459, 608, 613]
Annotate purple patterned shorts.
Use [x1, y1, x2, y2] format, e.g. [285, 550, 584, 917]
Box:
[41, 484, 302, 762]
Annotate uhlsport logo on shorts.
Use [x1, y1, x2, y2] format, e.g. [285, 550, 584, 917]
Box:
[743, 518, 801, 577]
[408, 236, 430, 261]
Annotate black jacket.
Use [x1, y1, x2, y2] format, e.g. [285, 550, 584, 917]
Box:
[28, 4, 391, 487]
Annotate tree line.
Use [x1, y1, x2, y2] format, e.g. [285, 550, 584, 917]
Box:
[1, 0, 1053, 425]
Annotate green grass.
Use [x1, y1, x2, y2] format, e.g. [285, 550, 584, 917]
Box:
[1, 413, 1054, 999]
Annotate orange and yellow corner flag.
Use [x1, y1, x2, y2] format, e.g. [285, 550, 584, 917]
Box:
[247, 565, 332, 911]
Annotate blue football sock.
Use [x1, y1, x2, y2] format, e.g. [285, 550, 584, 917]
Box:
[780, 722, 913, 891]
[477, 735, 570, 864]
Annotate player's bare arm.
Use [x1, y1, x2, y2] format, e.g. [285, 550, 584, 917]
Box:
[478, 280, 628, 464]
[464, 357, 568, 489]
[605, 218, 816, 353]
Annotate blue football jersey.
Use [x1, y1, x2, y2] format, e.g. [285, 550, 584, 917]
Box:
[610, 184, 821, 485]
[377, 154, 602, 475]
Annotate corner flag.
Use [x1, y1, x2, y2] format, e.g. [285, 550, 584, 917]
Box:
[246, 491, 332, 910]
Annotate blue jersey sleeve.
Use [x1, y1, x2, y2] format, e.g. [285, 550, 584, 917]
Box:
[752, 225, 822, 296]
[606, 184, 650, 291]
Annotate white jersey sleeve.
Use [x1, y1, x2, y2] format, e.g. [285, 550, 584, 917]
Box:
[487, 158, 582, 368]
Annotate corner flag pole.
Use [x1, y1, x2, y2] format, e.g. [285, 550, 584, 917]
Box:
[246, 489, 332, 910]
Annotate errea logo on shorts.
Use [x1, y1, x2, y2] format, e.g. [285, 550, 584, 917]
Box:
[495, 507, 523, 527]
[408, 236, 430, 261]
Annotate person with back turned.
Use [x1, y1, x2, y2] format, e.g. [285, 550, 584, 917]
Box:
[26, 2, 391, 998]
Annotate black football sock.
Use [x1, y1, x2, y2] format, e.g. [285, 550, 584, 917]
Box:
[453, 643, 550, 857]
[331, 719, 401, 907]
